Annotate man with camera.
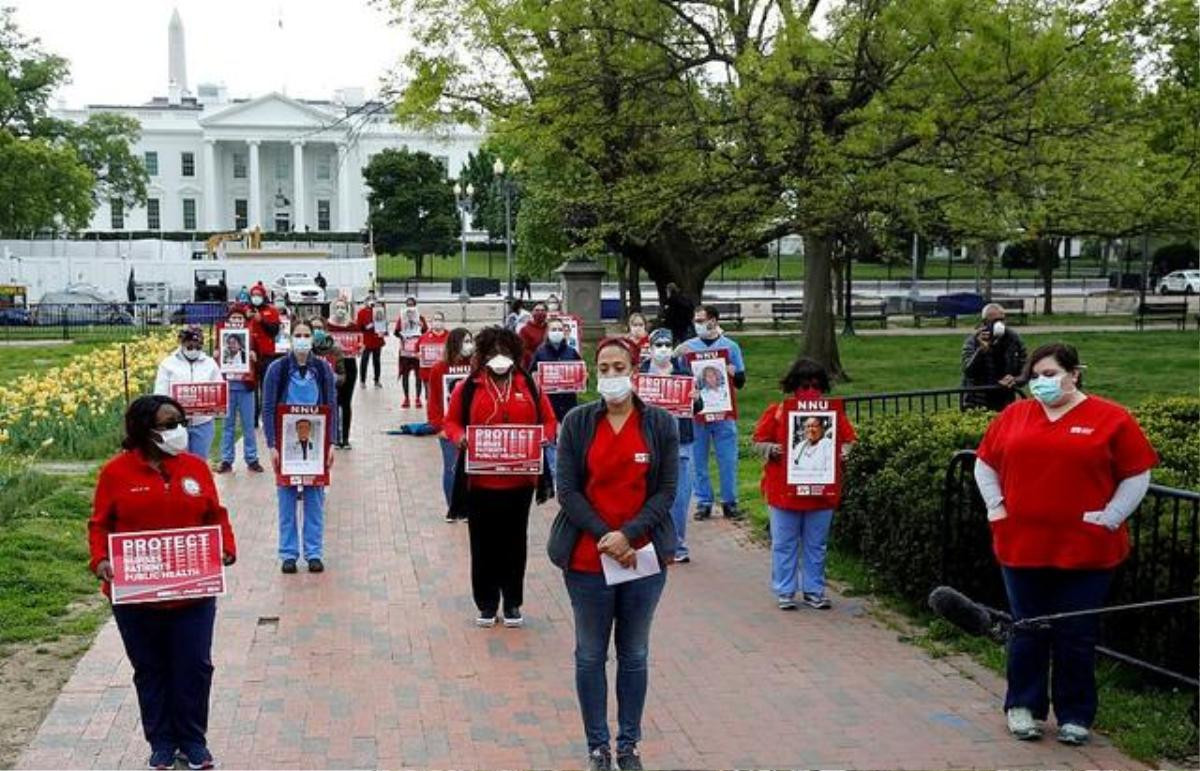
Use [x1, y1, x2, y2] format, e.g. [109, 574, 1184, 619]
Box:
[961, 303, 1028, 411]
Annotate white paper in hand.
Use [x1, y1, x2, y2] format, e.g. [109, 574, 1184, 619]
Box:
[600, 543, 662, 586]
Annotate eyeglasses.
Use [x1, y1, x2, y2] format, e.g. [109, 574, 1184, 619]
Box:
[155, 420, 185, 431]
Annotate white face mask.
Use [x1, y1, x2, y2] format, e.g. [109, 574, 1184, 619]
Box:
[597, 375, 634, 403]
[181, 347, 201, 361]
[548, 330, 565, 345]
[461, 340, 475, 357]
[991, 320, 1006, 339]
[251, 295, 264, 306]
[652, 345, 673, 362]
[154, 425, 189, 456]
[292, 336, 313, 354]
[432, 321, 444, 332]
[487, 354, 514, 375]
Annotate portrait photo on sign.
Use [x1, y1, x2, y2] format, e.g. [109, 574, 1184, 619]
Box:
[218, 328, 250, 374]
[280, 413, 326, 476]
[692, 360, 732, 415]
[786, 411, 837, 486]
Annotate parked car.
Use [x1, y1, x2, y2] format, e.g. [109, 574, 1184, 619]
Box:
[33, 289, 134, 326]
[1156, 270, 1200, 295]
[270, 273, 326, 304]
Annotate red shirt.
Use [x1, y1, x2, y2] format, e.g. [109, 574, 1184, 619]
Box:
[570, 411, 652, 572]
[416, 329, 448, 380]
[88, 449, 237, 598]
[518, 319, 548, 368]
[425, 358, 470, 431]
[249, 307, 280, 358]
[443, 371, 557, 490]
[752, 390, 858, 512]
[356, 306, 386, 350]
[976, 396, 1158, 569]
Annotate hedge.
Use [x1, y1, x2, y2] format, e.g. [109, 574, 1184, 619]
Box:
[834, 396, 1199, 678]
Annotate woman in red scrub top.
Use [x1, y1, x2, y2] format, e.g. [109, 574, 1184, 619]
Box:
[974, 342, 1157, 746]
[547, 337, 679, 771]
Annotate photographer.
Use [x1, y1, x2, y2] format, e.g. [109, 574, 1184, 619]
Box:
[961, 303, 1027, 411]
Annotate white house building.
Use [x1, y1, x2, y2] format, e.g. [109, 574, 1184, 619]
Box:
[51, 9, 482, 235]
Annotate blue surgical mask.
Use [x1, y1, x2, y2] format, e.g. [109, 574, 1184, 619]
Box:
[292, 336, 313, 354]
[694, 322, 707, 338]
[1029, 374, 1063, 404]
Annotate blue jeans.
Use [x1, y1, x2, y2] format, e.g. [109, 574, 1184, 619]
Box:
[544, 441, 558, 484]
[438, 436, 458, 508]
[186, 421, 215, 460]
[113, 597, 216, 757]
[769, 506, 833, 598]
[692, 419, 739, 506]
[564, 569, 667, 753]
[220, 384, 259, 465]
[671, 444, 693, 558]
[1001, 566, 1113, 727]
[277, 485, 325, 561]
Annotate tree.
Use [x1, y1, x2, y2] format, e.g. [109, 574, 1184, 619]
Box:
[363, 148, 457, 276]
[0, 9, 147, 231]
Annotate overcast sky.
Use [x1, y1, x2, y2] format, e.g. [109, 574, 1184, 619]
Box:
[8, 0, 411, 106]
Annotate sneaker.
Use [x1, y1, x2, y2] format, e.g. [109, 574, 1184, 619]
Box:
[693, 505, 712, 521]
[374, 381, 383, 388]
[307, 558, 325, 573]
[777, 595, 798, 610]
[247, 461, 265, 473]
[723, 502, 744, 520]
[340, 441, 352, 450]
[148, 748, 176, 770]
[415, 399, 423, 409]
[1056, 723, 1090, 745]
[281, 558, 297, 574]
[615, 746, 643, 771]
[178, 747, 215, 770]
[502, 607, 524, 628]
[444, 511, 456, 522]
[587, 746, 613, 771]
[213, 461, 233, 474]
[803, 593, 832, 610]
[673, 554, 691, 564]
[475, 613, 497, 628]
[401, 399, 411, 408]
[1006, 707, 1043, 740]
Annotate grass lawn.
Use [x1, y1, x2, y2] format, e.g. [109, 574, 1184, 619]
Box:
[376, 251, 1108, 283]
[0, 341, 115, 384]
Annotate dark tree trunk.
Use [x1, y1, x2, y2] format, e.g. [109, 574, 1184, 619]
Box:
[832, 247, 845, 317]
[915, 238, 929, 279]
[628, 258, 642, 312]
[1038, 238, 1058, 315]
[801, 235, 847, 381]
[616, 253, 628, 318]
[981, 241, 997, 300]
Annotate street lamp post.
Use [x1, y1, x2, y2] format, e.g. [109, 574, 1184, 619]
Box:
[493, 158, 516, 303]
[452, 181, 476, 306]
[909, 230, 920, 301]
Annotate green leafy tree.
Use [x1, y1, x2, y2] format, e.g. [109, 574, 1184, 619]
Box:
[0, 9, 147, 231]
[363, 148, 457, 276]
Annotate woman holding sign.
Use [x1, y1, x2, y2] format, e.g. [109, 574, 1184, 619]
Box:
[326, 299, 360, 447]
[393, 297, 428, 408]
[262, 320, 339, 574]
[426, 327, 474, 520]
[89, 394, 237, 771]
[444, 327, 556, 628]
[751, 357, 856, 611]
[530, 316, 584, 481]
[153, 325, 224, 459]
[417, 310, 449, 393]
[548, 336, 679, 771]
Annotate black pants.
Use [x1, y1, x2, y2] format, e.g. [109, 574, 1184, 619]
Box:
[466, 486, 534, 615]
[359, 348, 381, 384]
[113, 598, 216, 756]
[338, 358, 357, 444]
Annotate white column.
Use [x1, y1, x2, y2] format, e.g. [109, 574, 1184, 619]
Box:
[203, 139, 219, 230]
[247, 139, 262, 231]
[337, 141, 353, 231]
[291, 139, 306, 232]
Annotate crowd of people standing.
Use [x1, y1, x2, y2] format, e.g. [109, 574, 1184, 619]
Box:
[88, 286, 1158, 770]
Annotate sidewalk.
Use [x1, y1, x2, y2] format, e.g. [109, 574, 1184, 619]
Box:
[17, 349, 1138, 770]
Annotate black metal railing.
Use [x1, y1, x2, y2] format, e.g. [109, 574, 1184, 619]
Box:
[940, 449, 1200, 686]
[841, 385, 1022, 423]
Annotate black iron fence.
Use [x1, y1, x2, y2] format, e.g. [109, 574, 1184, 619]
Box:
[0, 301, 332, 344]
[941, 449, 1199, 686]
[841, 385, 1021, 423]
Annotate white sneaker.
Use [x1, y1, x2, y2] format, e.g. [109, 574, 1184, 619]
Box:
[475, 614, 496, 628]
[1057, 723, 1090, 745]
[1006, 708, 1042, 740]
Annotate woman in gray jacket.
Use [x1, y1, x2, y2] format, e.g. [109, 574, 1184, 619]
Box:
[547, 336, 678, 771]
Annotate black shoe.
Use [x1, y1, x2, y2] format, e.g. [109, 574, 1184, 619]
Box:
[723, 502, 744, 520]
[616, 746, 643, 771]
[693, 505, 712, 521]
[247, 461, 265, 473]
[213, 461, 233, 474]
[148, 748, 176, 770]
[308, 558, 325, 573]
[803, 592, 832, 609]
[587, 745, 613, 771]
[281, 558, 297, 574]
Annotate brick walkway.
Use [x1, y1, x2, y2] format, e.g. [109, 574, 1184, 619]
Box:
[18, 351, 1137, 770]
